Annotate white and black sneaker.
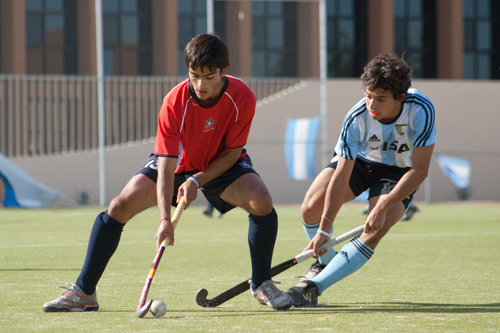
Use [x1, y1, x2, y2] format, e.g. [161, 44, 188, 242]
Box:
[43, 284, 98, 312]
[251, 280, 293, 311]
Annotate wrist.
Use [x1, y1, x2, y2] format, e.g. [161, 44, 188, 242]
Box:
[186, 175, 203, 190]
[159, 218, 171, 224]
[317, 229, 330, 238]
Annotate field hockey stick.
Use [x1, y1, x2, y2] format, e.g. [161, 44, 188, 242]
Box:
[195, 224, 364, 307]
[136, 197, 186, 318]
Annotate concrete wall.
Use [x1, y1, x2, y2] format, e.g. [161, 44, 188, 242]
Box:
[247, 79, 500, 204]
[10, 79, 500, 207]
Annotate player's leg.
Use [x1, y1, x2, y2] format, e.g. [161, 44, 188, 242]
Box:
[215, 163, 292, 310]
[298, 163, 357, 277]
[220, 173, 275, 284]
[222, 173, 293, 310]
[291, 165, 412, 307]
[360, 195, 406, 248]
[301, 167, 338, 265]
[302, 159, 357, 227]
[280, 167, 338, 300]
[310, 197, 404, 293]
[285, 166, 355, 303]
[74, 174, 158, 296]
[301, 166, 334, 224]
[43, 159, 158, 312]
[289, 197, 406, 307]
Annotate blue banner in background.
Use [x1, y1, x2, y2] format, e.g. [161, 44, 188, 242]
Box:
[284, 117, 321, 181]
[0, 153, 63, 208]
[435, 154, 471, 189]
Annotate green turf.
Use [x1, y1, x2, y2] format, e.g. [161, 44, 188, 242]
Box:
[1, 203, 499, 332]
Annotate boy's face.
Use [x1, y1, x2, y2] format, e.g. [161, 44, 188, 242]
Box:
[364, 87, 405, 123]
[188, 65, 227, 105]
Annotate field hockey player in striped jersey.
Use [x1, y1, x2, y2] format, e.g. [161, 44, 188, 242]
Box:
[286, 54, 437, 307]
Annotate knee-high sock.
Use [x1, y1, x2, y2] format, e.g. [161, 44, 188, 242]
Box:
[76, 211, 123, 295]
[248, 208, 278, 290]
[312, 237, 373, 295]
[302, 221, 337, 266]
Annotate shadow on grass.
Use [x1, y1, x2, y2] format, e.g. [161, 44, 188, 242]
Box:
[98, 302, 500, 319]
[293, 302, 500, 314]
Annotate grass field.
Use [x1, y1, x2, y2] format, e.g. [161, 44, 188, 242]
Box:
[1, 203, 499, 332]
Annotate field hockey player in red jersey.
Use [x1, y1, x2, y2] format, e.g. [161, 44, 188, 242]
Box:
[43, 33, 292, 312]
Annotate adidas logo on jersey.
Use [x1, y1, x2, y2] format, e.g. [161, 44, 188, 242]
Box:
[368, 134, 380, 142]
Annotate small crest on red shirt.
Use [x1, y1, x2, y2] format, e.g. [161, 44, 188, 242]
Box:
[204, 117, 215, 132]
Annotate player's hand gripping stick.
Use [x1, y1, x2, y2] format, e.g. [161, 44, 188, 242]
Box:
[136, 197, 186, 318]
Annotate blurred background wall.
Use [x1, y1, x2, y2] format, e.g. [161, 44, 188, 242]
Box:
[1, 0, 499, 206]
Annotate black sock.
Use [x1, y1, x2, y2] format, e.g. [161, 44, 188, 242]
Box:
[76, 211, 123, 295]
[248, 208, 278, 290]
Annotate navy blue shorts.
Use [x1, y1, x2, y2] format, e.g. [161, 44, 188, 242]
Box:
[137, 153, 258, 214]
[327, 156, 415, 209]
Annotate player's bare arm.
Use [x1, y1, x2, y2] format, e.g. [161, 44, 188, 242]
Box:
[365, 143, 435, 234]
[306, 156, 355, 259]
[156, 156, 178, 249]
[178, 147, 243, 206]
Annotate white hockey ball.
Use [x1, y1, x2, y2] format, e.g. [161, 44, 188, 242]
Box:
[150, 300, 167, 318]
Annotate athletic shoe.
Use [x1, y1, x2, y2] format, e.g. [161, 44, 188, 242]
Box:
[251, 280, 293, 311]
[286, 260, 326, 296]
[401, 205, 419, 221]
[286, 280, 319, 307]
[202, 209, 213, 218]
[42, 284, 99, 312]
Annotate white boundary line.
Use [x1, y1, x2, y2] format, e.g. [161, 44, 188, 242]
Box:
[2, 231, 500, 249]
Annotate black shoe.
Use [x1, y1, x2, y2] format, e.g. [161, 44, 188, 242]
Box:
[285, 280, 319, 307]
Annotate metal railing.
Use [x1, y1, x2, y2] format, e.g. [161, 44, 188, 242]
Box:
[0, 75, 304, 157]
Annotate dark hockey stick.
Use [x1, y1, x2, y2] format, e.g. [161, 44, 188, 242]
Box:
[195, 225, 364, 308]
[136, 198, 186, 318]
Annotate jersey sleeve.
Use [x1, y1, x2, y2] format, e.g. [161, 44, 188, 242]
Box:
[334, 102, 366, 160]
[409, 97, 437, 147]
[222, 88, 256, 149]
[154, 97, 181, 157]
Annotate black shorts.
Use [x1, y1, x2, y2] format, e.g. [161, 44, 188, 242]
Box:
[327, 156, 415, 209]
[137, 153, 258, 214]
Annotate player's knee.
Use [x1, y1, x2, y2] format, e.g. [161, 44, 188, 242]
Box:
[301, 198, 321, 224]
[107, 196, 131, 223]
[300, 199, 312, 217]
[108, 195, 122, 212]
[248, 193, 273, 216]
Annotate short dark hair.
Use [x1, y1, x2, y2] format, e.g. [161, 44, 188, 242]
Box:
[360, 54, 412, 100]
[184, 33, 229, 72]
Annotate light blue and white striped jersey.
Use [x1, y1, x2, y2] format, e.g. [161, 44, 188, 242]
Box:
[335, 88, 436, 168]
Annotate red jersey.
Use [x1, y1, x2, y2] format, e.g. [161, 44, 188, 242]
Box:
[155, 75, 256, 173]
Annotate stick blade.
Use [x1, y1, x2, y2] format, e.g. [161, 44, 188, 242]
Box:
[136, 299, 152, 318]
[195, 288, 211, 307]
